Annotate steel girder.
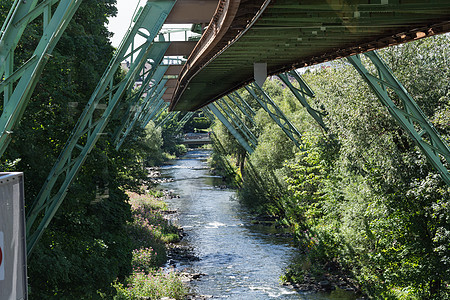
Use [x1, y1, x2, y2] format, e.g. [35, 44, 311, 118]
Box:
[157, 111, 179, 128]
[0, 0, 83, 157]
[152, 103, 168, 123]
[113, 61, 170, 149]
[216, 98, 258, 147]
[245, 83, 303, 148]
[175, 111, 195, 133]
[25, 0, 176, 255]
[226, 92, 256, 126]
[347, 50, 450, 187]
[201, 107, 215, 123]
[208, 103, 254, 154]
[139, 79, 169, 127]
[277, 70, 328, 132]
[141, 87, 168, 127]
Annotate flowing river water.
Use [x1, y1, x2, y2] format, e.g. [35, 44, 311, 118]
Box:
[159, 150, 357, 299]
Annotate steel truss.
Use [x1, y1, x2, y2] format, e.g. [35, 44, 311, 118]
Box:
[157, 111, 180, 128]
[113, 58, 169, 148]
[348, 50, 450, 186]
[245, 83, 303, 148]
[141, 89, 168, 127]
[175, 111, 195, 133]
[226, 92, 256, 126]
[207, 103, 254, 153]
[0, 0, 83, 157]
[25, 0, 176, 255]
[113, 62, 170, 149]
[216, 98, 258, 147]
[277, 70, 328, 132]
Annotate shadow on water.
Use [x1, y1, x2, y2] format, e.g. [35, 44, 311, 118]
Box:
[159, 150, 358, 299]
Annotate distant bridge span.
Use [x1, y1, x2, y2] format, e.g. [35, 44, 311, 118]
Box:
[169, 0, 450, 111]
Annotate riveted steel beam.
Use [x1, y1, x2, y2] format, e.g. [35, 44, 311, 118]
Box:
[216, 98, 258, 147]
[245, 82, 303, 148]
[157, 111, 180, 128]
[226, 93, 256, 126]
[141, 84, 168, 127]
[25, 0, 176, 255]
[113, 60, 170, 149]
[175, 111, 195, 133]
[277, 70, 328, 132]
[0, 0, 83, 157]
[208, 103, 254, 154]
[347, 50, 450, 187]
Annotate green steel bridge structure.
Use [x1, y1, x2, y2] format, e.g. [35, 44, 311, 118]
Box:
[0, 0, 449, 255]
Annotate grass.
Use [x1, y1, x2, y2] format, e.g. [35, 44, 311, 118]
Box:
[112, 191, 187, 299]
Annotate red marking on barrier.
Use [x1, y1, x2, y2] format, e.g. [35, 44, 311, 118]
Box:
[0, 246, 2, 267]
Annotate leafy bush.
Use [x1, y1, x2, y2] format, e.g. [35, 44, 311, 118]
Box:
[113, 269, 187, 300]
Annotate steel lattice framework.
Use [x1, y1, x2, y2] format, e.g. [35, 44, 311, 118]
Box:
[25, 0, 176, 254]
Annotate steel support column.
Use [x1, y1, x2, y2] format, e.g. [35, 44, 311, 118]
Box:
[175, 111, 195, 133]
[113, 62, 170, 149]
[226, 93, 256, 126]
[157, 111, 179, 128]
[216, 98, 258, 147]
[208, 103, 254, 153]
[0, 0, 83, 157]
[347, 50, 450, 186]
[278, 70, 328, 132]
[141, 93, 167, 127]
[245, 83, 303, 148]
[25, 0, 176, 255]
[139, 80, 168, 127]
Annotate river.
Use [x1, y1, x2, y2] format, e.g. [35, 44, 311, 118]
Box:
[159, 149, 357, 299]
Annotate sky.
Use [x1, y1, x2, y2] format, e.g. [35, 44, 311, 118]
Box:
[107, 0, 141, 47]
[107, 0, 194, 47]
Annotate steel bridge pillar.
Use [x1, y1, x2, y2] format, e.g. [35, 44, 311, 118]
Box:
[207, 104, 254, 154]
[245, 82, 303, 148]
[216, 98, 258, 147]
[25, 0, 177, 255]
[347, 50, 450, 187]
[277, 70, 328, 132]
[0, 0, 83, 157]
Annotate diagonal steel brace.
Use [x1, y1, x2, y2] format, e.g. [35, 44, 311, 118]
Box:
[347, 50, 450, 187]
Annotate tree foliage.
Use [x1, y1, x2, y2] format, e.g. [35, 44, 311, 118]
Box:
[211, 34, 450, 298]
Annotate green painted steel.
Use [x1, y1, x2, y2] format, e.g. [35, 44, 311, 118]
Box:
[245, 83, 303, 148]
[138, 80, 169, 127]
[171, 0, 450, 111]
[175, 111, 195, 133]
[157, 111, 179, 128]
[113, 55, 170, 149]
[141, 87, 168, 127]
[216, 98, 258, 147]
[226, 93, 256, 127]
[201, 107, 215, 123]
[208, 103, 254, 154]
[277, 70, 328, 132]
[347, 50, 450, 187]
[231, 92, 256, 116]
[25, 0, 176, 255]
[0, 0, 83, 157]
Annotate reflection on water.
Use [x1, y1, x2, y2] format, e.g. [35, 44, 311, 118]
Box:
[160, 150, 356, 299]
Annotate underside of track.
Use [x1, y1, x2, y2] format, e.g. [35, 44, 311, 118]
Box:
[169, 0, 450, 111]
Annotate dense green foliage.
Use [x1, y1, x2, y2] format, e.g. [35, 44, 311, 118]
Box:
[0, 1, 189, 298]
[112, 193, 187, 300]
[211, 35, 450, 299]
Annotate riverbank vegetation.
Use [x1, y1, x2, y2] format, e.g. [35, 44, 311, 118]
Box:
[210, 34, 450, 299]
[0, 1, 190, 298]
[112, 192, 187, 300]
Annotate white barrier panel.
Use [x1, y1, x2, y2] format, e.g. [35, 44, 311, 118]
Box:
[0, 173, 27, 300]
